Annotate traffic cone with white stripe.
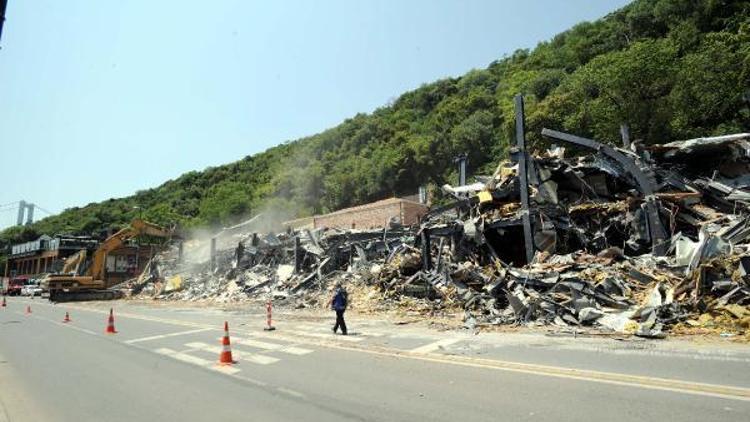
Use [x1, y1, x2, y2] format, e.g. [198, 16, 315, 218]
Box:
[25, 305, 32, 314]
[264, 300, 276, 331]
[63, 312, 71, 323]
[105, 308, 117, 334]
[218, 321, 235, 365]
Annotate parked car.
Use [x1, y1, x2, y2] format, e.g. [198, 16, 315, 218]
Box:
[21, 279, 43, 296]
[31, 280, 45, 296]
[21, 281, 33, 296]
[7, 277, 27, 296]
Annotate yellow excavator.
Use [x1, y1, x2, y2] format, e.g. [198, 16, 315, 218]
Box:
[44, 219, 175, 302]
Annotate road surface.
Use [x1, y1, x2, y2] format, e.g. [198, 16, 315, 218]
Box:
[1, 296, 749, 421]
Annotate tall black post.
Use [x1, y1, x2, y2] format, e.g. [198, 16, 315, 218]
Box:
[421, 228, 432, 271]
[515, 94, 535, 264]
[293, 236, 302, 273]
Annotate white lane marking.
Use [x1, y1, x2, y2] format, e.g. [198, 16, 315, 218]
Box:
[156, 347, 211, 365]
[155, 347, 241, 374]
[234, 338, 283, 350]
[213, 365, 242, 375]
[185, 342, 280, 365]
[283, 329, 364, 343]
[17, 312, 99, 336]
[276, 387, 306, 399]
[185, 342, 221, 352]
[281, 346, 314, 356]
[409, 338, 463, 354]
[244, 354, 281, 365]
[125, 328, 212, 344]
[233, 338, 314, 356]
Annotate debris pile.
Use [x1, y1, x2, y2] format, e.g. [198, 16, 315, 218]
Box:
[129, 125, 750, 339]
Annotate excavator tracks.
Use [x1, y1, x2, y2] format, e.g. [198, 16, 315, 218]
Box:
[49, 289, 124, 303]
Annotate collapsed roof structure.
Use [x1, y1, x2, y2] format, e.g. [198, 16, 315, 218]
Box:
[129, 95, 750, 339]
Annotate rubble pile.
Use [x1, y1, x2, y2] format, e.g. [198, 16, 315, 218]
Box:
[131, 129, 750, 339]
[132, 228, 416, 306]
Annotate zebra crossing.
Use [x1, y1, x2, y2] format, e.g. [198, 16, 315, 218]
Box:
[147, 322, 387, 375]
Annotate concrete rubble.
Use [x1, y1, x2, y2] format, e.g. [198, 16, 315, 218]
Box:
[125, 103, 750, 339]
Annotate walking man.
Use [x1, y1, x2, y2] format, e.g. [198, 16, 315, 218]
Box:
[328, 282, 348, 335]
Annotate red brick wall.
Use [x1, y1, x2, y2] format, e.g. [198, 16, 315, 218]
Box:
[401, 201, 428, 226]
[311, 198, 428, 230]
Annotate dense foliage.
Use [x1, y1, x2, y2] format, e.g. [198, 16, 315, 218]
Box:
[2, 0, 748, 258]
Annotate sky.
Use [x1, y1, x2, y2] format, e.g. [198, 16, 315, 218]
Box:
[0, 0, 631, 229]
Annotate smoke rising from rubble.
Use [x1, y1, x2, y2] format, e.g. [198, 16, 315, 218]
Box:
[181, 202, 297, 265]
[181, 228, 214, 265]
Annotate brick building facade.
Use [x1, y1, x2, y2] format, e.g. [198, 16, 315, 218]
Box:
[285, 197, 428, 230]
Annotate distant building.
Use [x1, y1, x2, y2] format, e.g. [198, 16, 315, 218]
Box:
[3, 235, 158, 285]
[285, 197, 428, 231]
[5, 235, 97, 277]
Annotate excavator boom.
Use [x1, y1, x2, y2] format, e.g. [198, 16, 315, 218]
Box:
[87, 219, 173, 282]
[47, 218, 174, 302]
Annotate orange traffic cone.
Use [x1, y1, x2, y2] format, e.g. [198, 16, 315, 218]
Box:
[218, 321, 235, 365]
[63, 312, 71, 323]
[25, 305, 32, 314]
[1, 296, 6, 307]
[105, 308, 117, 334]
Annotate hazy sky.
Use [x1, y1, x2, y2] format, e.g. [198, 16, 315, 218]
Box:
[0, 0, 630, 229]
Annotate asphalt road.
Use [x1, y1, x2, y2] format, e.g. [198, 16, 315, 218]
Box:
[1, 297, 749, 422]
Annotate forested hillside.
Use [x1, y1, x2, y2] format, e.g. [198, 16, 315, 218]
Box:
[2, 0, 748, 254]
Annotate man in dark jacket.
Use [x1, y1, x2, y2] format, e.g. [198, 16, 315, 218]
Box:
[328, 282, 348, 335]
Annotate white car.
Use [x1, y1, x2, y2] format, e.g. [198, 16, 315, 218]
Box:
[22, 280, 43, 296]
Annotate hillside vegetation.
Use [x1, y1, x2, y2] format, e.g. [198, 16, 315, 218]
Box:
[2, 0, 749, 258]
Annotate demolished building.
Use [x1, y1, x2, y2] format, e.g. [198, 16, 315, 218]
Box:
[128, 96, 750, 340]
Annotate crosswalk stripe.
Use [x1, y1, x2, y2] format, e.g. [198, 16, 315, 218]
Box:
[126, 328, 212, 344]
[185, 342, 223, 353]
[235, 338, 283, 350]
[154, 347, 241, 374]
[233, 338, 314, 356]
[244, 354, 282, 365]
[281, 346, 314, 355]
[185, 342, 280, 365]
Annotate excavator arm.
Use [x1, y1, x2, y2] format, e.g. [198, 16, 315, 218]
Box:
[88, 219, 173, 281]
[46, 218, 174, 302]
[61, 250, 87, 275]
